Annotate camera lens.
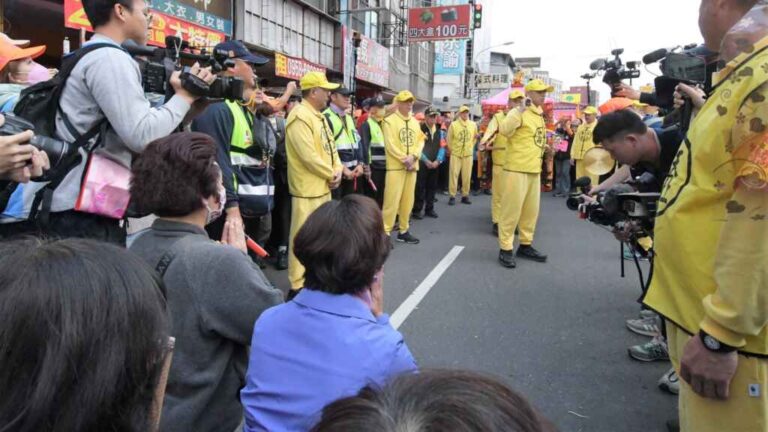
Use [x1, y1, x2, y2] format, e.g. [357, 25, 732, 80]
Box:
[30, 135, 72, 169]
[566, 196, 582, 211]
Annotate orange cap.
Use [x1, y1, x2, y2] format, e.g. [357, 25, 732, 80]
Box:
[0, 38, 45, 72]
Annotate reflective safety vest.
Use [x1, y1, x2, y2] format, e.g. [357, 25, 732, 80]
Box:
[367, 117, 386, 170]
[225, 100, 274, 216]
[324, 108, 360, 168]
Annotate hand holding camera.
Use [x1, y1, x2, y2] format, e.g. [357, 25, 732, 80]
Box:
[170, 62, 217, 105]
[0, 114, 50, 183]
[674, 83, 706, 111]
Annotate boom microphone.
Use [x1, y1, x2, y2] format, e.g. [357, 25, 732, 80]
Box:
[590, 58, 607, 71]
[642, 48, 669, 65]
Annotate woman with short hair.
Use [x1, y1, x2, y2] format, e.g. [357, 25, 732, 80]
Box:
[129, 132, 283, 432]
[0, 237, 170, 432]
[241, 194, 417, 431]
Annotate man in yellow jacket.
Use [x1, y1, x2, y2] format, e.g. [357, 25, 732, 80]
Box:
[381, 90, 425, 244]
[286, 71, 342, 291]
[643, 1, 768, 430]
[480, 89, 525, 235]
[447, 105, 478, 205]
[497, 79, 552, 268]
[570, 106, 600, 185]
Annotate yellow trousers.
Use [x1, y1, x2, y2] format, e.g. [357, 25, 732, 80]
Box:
[491, 164, 506, 224]
[449, 155, 473, 197]
[498, 171, 540, 251]
[574, 160, 599, 186]
[288, 194, 331, 290]
[382, 169, 417, 235]
[667, 323, 768, 432]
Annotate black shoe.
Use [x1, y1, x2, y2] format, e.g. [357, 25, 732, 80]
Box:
[448, 197, 456, 206]
[275, 249, 288, 270]
[461, 197, 472, 205]
[498, 249, 516, 268]
[397, 231, 420, 244]
[483, 189, 492, 195]
[411, 211, 423, 220]
[255, 256, 267, 269]
[493, 223, 498, 237]
[471, 190, 480, 196]
[516, 245, 547, 263]
[425, 210, 439, 218]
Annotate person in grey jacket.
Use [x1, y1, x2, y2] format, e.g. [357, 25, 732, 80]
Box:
[128, 132, 283, 432]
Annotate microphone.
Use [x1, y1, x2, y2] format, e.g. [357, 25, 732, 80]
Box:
[573, 176, 592, 188]
[121, 40, 163, 58]
[589, 58, 606, 71]
[642, 48, 669, 65]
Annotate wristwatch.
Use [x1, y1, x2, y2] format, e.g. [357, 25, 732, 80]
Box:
[699, 331, 737, 353]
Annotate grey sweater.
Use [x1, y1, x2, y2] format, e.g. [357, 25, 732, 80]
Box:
[129, 219, 283, 432]
[18, 34, 191, 218]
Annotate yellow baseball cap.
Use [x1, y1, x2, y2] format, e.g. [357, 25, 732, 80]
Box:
[394, 90, 415, 102]
[299, 71, 340, 91]
[508, 89, 525, 100]
[525, 79, 554, 93]
[458, 105, 470, 113]
[583, 106, 599, 115]
[632, 101, 649, 108]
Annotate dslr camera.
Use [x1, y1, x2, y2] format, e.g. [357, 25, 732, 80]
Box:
[590, 49, 641, 91]
[0, 113, 72, 170]
[123, 36, 244, 101]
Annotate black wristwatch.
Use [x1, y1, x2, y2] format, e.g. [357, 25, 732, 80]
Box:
[699, 330, 738, 353]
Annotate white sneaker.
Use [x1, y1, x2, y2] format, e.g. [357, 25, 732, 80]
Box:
[626, 316, 661, 337]
[658, 367, 679, 395]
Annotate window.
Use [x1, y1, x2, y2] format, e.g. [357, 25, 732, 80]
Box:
[417, 42, 430, 77]
[320, 20, 335, 66]
[303, 10, 320, 63]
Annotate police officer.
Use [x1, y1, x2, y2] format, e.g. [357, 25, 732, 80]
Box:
[447, 105, 478, 205]
[359, 97, 388, 208]
[497, 79, 552, 268]
[285, 71, 342, 292]
[324, 87, 364, 198]
[381, 90, 424, 244]
[412, 107, 444, 219]
[570, 106, 600, 185]
[480, 89, 525, 235]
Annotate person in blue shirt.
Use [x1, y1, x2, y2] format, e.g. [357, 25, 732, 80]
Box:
[241, 194, 418, 431]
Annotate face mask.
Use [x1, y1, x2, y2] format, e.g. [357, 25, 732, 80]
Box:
[26, 62, 50, 85]
[204, 187, 226, 225]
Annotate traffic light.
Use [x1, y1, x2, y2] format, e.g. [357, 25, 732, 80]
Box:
[472, 4, 483, 29]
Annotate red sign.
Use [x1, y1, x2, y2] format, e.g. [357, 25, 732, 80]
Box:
[355, 34, 389, 87]
[408, 5, 471, 42]
[63, 0, 225, 49]
[275, 53, 326, 80]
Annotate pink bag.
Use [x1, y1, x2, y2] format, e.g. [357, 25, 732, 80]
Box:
[74, 153, 132, 219]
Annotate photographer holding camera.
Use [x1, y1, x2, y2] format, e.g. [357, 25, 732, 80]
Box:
[0, 115, 49, 184]
[642, 1, 768, 431]
[0, 0, 215, 243]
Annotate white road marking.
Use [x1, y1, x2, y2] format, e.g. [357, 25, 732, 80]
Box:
[390, 245, 464, 330]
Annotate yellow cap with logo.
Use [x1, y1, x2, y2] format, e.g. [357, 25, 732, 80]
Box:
[583, 106, 599, 115]
[394, 90, 416, 102]
[525, 79, 554, 93]
[458, 105, 470, 113]
[508, 89, 525, 100]
[299, 71, 341, 91]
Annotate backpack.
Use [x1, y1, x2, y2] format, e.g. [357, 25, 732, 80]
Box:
[13, 43, 123, 224]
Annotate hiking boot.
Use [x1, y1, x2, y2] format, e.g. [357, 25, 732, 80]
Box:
[275, 249, 288, 270]
[493, 223, 498, 237]
[516, 245, 547, 262]
[411, 211, 423, 220]
[397, 231, 420, 244]
[461, 196, 472, 205]
[658, 367, 680, 395]
[499, 249, 516, 268]
[425, 210, 439, 218]
[448, 197, 456, 206]
[628, 336, 670, 362]
[626, 316, 661, 337]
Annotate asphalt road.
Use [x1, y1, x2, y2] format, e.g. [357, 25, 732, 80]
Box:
[261, 191, 676, 432]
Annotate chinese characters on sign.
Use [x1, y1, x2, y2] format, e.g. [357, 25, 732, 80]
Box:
[355, 34, 390, 87]
[434, 40, 466, 75]
[471, 74, 509, 90]
[275, 53, 326, 81]
[408, 5, 472, 42]
[64, 0, 229, 49]
[150, 0, 232, 35]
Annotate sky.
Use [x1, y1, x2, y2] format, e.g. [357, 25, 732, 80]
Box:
[473, 0, 703, 102]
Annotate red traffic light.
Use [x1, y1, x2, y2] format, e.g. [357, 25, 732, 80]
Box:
[475, 4, 482, 10]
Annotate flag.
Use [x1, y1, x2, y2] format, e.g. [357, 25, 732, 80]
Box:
[561, 93, 582, 104]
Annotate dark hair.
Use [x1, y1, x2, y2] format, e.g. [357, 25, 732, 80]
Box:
[83, 0, 133, 28]
[294, 195, 391, 294]
[592, 109, 648, 145]
[131, 132, 220, 217]
[0, 238, 169, 432]
[311, 369, 554, 432]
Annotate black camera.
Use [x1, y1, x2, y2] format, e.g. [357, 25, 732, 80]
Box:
[124, 36, 244, 102]
[0, 113, 73, 170]
[590, 49, 641, 89]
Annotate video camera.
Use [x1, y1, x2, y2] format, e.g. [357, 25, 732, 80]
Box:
[641, 44, 710, 109]
[590, 49, 641, 89]
[122, 36, 244, 101]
